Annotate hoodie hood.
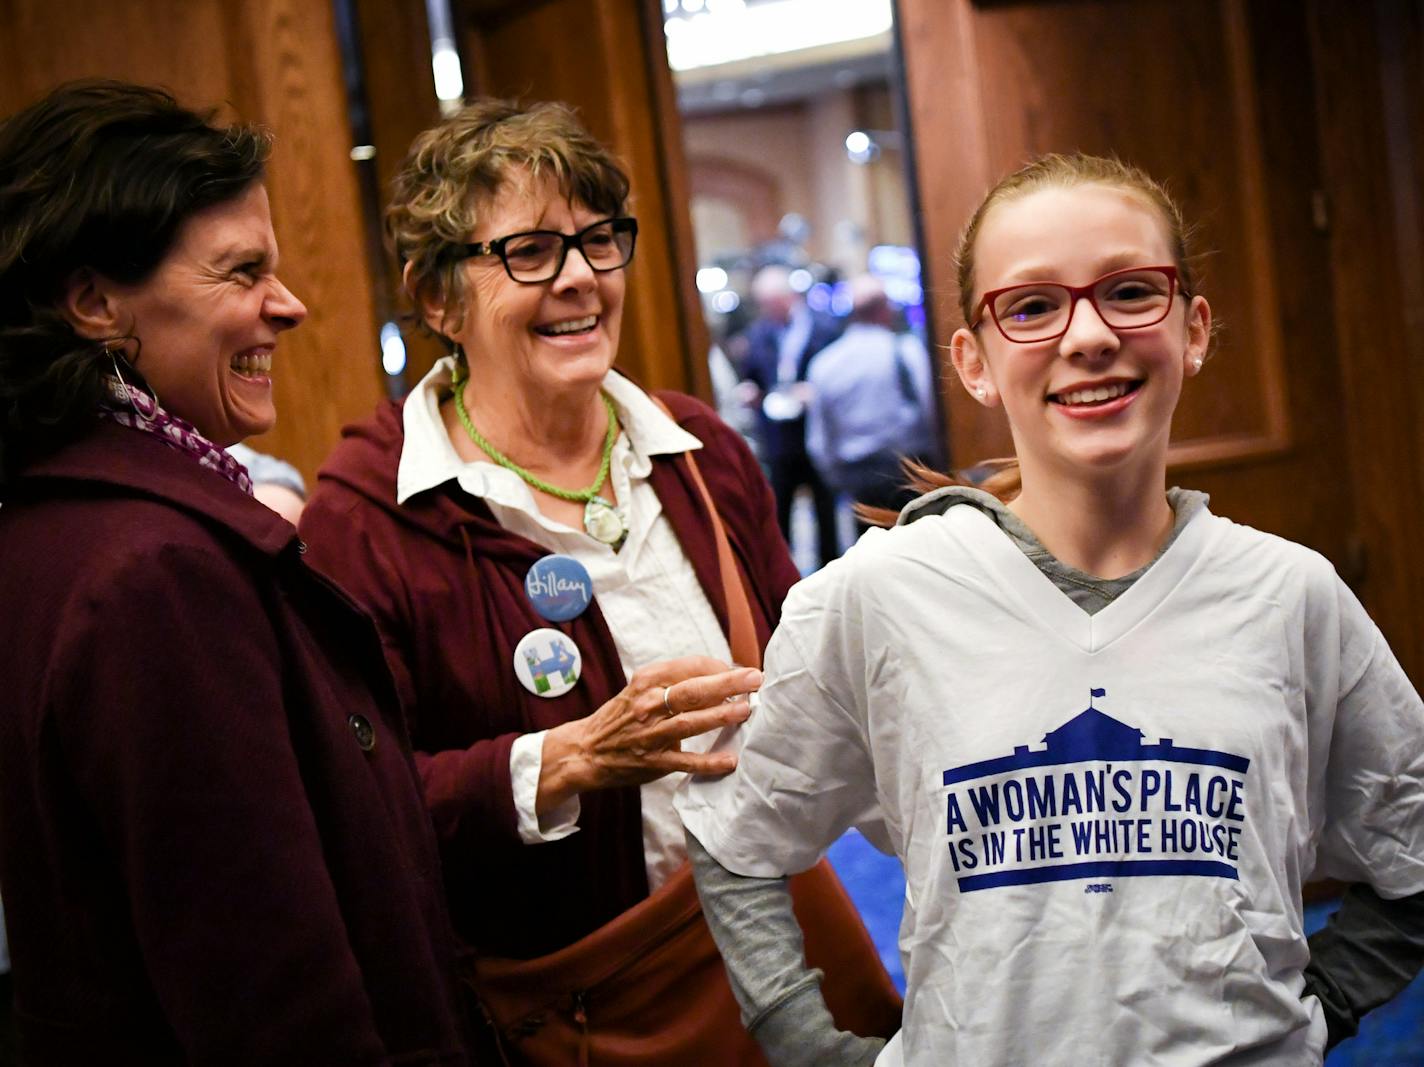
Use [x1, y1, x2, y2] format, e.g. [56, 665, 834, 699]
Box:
[314, 396, 520, 553]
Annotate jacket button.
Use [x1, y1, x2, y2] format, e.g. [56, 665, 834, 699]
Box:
[348, 714, 376, 752]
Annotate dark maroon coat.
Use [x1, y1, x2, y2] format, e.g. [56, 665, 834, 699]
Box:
[300, 389, 800, 959]
[0, 423, 469, 1065]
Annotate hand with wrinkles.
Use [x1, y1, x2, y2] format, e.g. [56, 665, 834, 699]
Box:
[536, 657, 760, 814]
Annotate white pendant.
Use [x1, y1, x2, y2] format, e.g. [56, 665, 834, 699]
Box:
[583, 495, 626, 548]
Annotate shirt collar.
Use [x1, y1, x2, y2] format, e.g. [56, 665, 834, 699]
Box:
[396, 356, 702, 505]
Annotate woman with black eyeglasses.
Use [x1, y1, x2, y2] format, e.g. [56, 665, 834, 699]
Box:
[299, 99, 899, 1065]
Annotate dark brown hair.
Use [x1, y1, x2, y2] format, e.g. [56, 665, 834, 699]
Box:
[0, 80, 270, 482]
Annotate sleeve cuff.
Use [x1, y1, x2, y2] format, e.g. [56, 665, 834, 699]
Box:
[752, 981, 887, 1067]
[510, 730, 581, 844]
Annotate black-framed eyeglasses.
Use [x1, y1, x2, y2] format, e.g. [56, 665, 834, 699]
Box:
[969, 265, 1185, 343]
[462, 217, 638, 284]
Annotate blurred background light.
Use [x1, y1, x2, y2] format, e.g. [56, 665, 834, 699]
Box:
[380, 321, 407, 377]
[697, 266, 730, 293]
[666, 0, 892, 72]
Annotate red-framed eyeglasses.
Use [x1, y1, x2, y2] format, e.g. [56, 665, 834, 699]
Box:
[970, 265, 1185, 344]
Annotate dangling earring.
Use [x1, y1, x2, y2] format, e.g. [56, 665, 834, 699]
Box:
[104, 340, 159, 423]
[446, 337, 467, 380]
[447, 338, 468, 393]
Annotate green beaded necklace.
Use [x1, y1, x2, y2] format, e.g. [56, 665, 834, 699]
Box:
[450, 365, 626, 547]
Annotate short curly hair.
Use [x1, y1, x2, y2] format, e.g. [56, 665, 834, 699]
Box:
[386, 98, 630, 337]
[0, 80, 270, 482]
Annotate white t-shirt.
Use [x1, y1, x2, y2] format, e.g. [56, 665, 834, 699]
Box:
[678, 498, 1424, 1066]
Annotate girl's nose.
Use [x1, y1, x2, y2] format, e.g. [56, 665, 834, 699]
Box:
[1059, 296, 1119, 360]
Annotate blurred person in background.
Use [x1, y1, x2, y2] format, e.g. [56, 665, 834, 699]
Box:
[299, 98, 899, 1065]
[228, 441, 306, 522]
[0, 81, 469, 1064]
[736, 263, 842, 567]
[806, 274, 939, 537]
[707, 340, 759, 458]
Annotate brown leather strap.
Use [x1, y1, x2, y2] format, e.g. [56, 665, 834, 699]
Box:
[651, 397, 761, 669]
[679, 447, 761, 669]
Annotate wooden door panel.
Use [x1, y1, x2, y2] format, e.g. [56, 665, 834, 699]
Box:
[0, 1, 234, 106]
[1305, 0, 1424, 681]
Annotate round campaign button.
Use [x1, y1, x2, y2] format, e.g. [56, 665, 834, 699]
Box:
[524, 554, 594, 622]
[513, 627, 583, 698]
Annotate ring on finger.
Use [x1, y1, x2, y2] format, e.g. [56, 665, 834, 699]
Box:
[662, 684, 676, 715]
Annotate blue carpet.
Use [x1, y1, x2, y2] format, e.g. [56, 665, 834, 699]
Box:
[826, 830, 907, 993]
[827, 829, 1424, 1061]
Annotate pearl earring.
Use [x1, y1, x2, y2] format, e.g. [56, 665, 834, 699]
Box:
[1192, 357, 1203, 372]
[974, 386, 987, 400]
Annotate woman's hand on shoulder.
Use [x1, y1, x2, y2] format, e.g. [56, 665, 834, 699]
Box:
[536, 658, 760, 814]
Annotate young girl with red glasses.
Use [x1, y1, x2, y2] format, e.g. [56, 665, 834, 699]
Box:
[678, 153, 1424, 1066]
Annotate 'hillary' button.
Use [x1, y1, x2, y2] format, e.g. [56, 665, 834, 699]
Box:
[524, 554, 594, 621]
[348, 713, 377, 752]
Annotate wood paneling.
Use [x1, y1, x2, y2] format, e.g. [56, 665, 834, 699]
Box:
[1307, 0, 1424, 680]
[0, 0, 385, 481]
[451, 0, 709, 395]
[351, 0, 449, 384]
[637, 0, 713, 399]
[0, 1, 234, 104]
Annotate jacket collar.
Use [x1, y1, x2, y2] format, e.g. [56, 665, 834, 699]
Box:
[11, 421, 299, 557]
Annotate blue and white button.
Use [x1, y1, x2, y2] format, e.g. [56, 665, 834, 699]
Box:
[524, 554, 594, 622]
[513, 627, 583, 698]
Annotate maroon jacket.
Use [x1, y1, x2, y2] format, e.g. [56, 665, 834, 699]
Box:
[300, 389, 800, 958]
[0, 423, 469, 1065]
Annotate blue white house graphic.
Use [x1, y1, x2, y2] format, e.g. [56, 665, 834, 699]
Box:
[943, 690, 1250, 787]
[940, 689, 1251, 893]
[524, 638, 578, 694]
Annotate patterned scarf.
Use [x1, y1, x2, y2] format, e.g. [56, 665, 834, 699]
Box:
[100, 378, 254, 495]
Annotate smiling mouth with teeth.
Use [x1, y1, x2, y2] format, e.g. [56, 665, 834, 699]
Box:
[231, 351, 273, 378]
[1050, 380, 1141, 406]
[535, 315, 598, 337]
